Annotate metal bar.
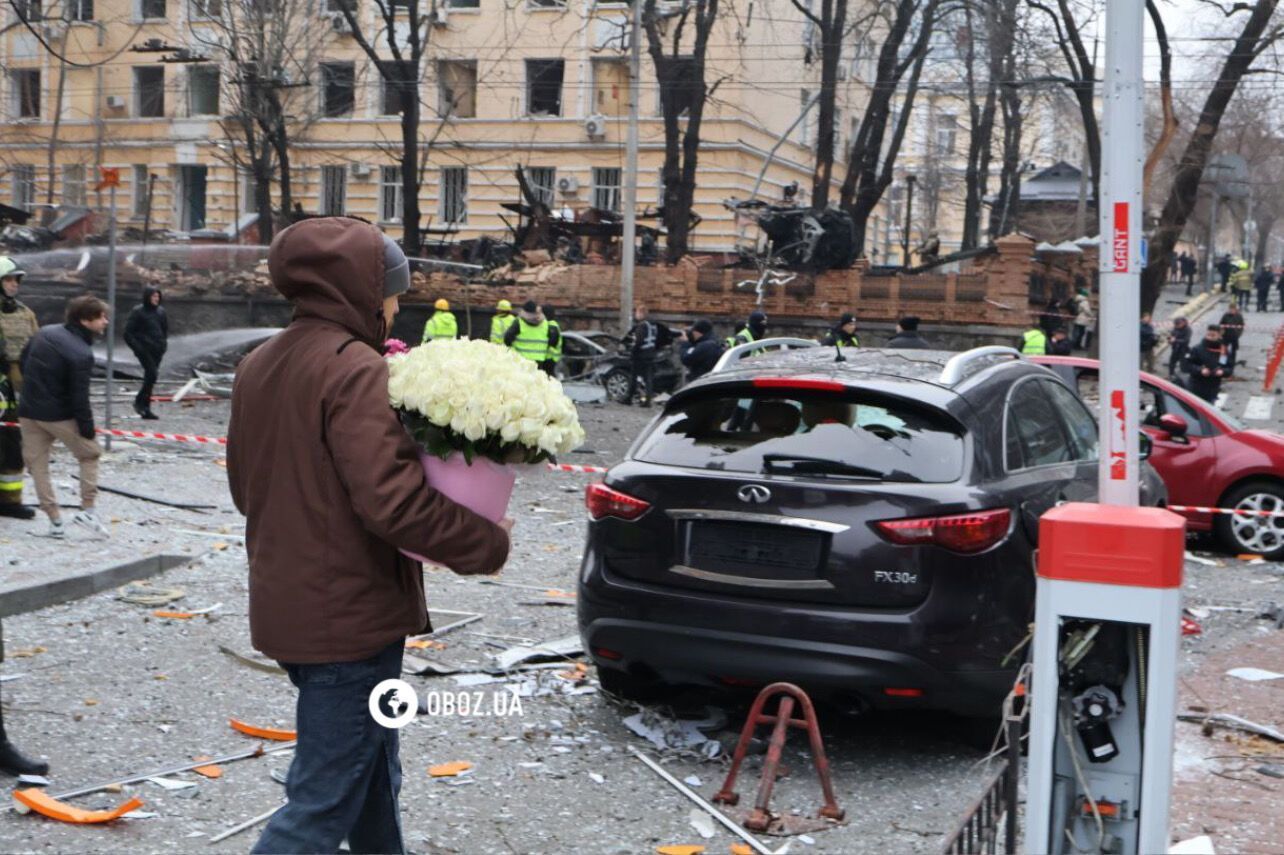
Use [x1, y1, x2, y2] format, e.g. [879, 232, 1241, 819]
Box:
[208, 803, 283, 845]
[105, 183, 117, 451]
[628, 746, 775, 855]
[938, 763, 1008, 855]
[3, 742, 296, 811]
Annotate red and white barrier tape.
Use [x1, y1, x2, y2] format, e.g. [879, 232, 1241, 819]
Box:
[1, 421, 227, 446]
[1169, 504, 1284, 519]
[547, 462, 609, 474]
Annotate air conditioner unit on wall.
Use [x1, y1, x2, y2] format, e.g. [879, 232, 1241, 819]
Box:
[350, 163, 371, 178]
[584, 114, 607, 139]
[556, 175, 579, 195]
[105, 95, 126, 109]
[429, 7, 448, 27]
[330, 13, 353, 34]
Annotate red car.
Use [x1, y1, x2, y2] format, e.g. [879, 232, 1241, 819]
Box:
[1033, 355, 1284, 560]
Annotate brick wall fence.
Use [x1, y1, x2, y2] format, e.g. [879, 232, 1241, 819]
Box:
[409, 234, 1098, 335]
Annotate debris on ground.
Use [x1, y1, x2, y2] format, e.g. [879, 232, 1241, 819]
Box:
[428, 761, 473, 778]
[217, 645, 286, 675]
[228, 719, 297, 741]
[1178, 712, 1284, 742]
[12, 790, 144, 824]
[1225, 666, 1283, 682]
[492, 634, 584, 671]
[623, 707, 726, 757]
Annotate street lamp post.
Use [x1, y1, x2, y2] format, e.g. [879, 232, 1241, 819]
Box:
[901, 175, 916, 266]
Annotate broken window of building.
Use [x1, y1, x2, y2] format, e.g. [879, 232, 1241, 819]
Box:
[135, 66, 165, 117]
[321, 0, 354, 10]
[12, 165, 36, 211]
[377, 60, 417, 116]
[592, 58, 627, 118]
[190, 0, 221, 17]
[527, 166, 555, 207]
[178, 165, 207, 231]
[526, 59, 564, 116]
[12, 69, 40, 119]
[320, 62, 354, 117]
[593, 167, 621, 212]
[139, 0, 166, 19]
[239, 170, 260, 215]
[447, 0, 480, 8]
[132, 164, 151, 218]
[527, 0, 567, 8]
[188, 65, 220, 116]
[663, 56, 699, 117]
[380, 166, 403, 223]
[439, 166, 467, 224]
[437, 61, 476, 118]
[321, 165, 347, 216]
[69, 0, 94, 21]
[14, 0, 41, 21]
[62, 164, 86, 207]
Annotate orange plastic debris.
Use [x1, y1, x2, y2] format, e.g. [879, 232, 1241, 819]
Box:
[730, 846, 753, 855]
[12, 789, 143, 824]
[428, 761, 473, 778]
[544, 589, 575, 599]
[192, 756, 224, 779]
[1237, 553, 1264, 561]
[404, 639, 446, 650]
[229, 718, 297, 741]
[153, 610, 196, 620]
[656, 846, 706, 855]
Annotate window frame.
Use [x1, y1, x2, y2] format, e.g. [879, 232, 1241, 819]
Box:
[439, 165, 468, 225]
[525, 58, 565, 117]
[132, 165, 151, 218]
[1002, 376, 1080, 473]
[12, 165, 36, 212]
[189, 0, 220, 19]
[379, 165, 403, 224]
[320, 165, 347, 217]
[134, 65, 166, 118]
[138, 0, 166, 20]
[436, 59, 477, 119]
[319, 61, 355, 118]
[526, 166, 555, 207]
[187, 64, 220, 116]
[61, 164, 86, 207]
[592, 166, 622, 213]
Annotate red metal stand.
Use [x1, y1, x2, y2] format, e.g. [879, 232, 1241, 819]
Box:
[712, 682, 844, 831]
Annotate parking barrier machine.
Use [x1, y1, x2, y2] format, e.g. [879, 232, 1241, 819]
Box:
[1025, 503, 1186, 855]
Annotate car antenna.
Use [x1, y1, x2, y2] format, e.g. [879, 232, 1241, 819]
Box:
[834, 343, 846, 363]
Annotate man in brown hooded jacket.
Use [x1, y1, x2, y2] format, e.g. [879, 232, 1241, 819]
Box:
[228, 218, 510, 853]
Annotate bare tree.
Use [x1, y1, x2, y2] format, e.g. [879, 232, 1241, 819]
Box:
[840, 0, 939, 257]
[642, 0, 724, 262]
[1143, 0, 1283, 314]
[333, 0, 439, 255]
[790, 0, 848, 209]
[987, 0, 1023, 238]
[192, 0, 324, 243]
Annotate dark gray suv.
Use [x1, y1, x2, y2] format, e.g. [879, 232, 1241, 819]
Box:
[578, 346, 1165, 716]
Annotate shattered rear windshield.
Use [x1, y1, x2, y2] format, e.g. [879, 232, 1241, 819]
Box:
[634, 389, 965, 483]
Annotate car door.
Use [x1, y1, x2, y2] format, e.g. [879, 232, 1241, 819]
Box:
[1003, 377, 1087, 543]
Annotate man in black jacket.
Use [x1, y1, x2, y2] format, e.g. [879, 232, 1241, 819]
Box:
[885, 316, 931, 349]
[1255, 266, 1275, 312]
[1183, 325, 1230, 403]
[1167, 316, 1191, 378]
[123, 287, 167, 420]
[679, 320, 723, 381]
[1219, 303, 1244, 367]
[1139, 313, 1158, 373]
[18, 295, 111, 539]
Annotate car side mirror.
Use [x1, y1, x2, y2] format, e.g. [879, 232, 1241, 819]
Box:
[1139, 431, 1153, 460]
[1158, 413, 1188, 441]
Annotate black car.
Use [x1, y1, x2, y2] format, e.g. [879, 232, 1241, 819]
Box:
[578, 346, 1163, 717]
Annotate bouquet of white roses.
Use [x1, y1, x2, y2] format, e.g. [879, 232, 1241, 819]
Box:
[387, 338, 585, 465]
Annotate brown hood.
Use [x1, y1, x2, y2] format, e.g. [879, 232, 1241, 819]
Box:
[268, 217, 386, 345]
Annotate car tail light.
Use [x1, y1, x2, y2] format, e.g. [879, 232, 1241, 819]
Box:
[752, 377, 847, 392]
[585, 483, 651, 521]
[593, 647, 623, 661]
[873, 508, 1011, 554]
[883, 687, 925, 698]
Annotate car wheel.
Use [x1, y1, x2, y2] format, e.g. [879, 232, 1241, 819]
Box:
[1215, 480, 1284, 560]
[604, 368, 632, 404]
[596, 667, 664, 702]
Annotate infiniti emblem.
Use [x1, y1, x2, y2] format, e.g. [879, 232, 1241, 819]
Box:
[738, 484, 772, 504]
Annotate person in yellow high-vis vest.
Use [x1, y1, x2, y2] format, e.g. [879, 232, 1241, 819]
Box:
[541, 306, 562, 376]
[1020, 326, 1048, 355]
[490, 299, 514, 344]
[0, 257, 38, 520]
[422, 298, 458, 342]
[503, 300, 560, 374]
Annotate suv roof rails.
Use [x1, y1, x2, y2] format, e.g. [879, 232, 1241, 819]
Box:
[938, 346, 1022, 386]
[711, 337, 820, 374]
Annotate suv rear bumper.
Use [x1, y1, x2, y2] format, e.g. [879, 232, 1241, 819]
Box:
[582, 616, 1013, 716]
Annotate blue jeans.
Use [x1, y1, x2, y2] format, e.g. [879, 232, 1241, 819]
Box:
[252, 640, 406, 855]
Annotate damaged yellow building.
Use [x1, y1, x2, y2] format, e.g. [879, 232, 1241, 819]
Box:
[1, 0, 873, 252]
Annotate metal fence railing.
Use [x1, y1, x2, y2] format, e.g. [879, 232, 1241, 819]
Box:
[940, 718, 1022, 855]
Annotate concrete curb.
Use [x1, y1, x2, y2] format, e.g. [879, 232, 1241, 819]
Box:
[0, 554, 192, 619]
